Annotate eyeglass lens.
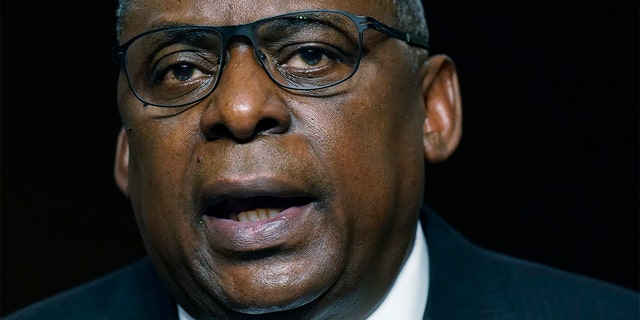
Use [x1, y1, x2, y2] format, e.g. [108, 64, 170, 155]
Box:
[123, 11, 362, 107]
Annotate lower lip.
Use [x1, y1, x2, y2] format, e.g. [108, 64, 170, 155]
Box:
[203, 204, 314, 252]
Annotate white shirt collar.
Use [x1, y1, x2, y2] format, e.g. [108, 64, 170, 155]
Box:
[178, 223, 430, 320]
[366, 221, 429, 320]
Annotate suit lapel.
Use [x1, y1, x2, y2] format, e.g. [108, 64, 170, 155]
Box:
[421, 206, 516, 320]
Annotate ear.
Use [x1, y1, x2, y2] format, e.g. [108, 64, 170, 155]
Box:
[114, 127, 130, 197]
[421, 54, 462, 163]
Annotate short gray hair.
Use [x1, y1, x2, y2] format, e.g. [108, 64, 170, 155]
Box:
[392, 0, 429, 41]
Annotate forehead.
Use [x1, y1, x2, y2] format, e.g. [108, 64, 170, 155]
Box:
[120, 0, 397, 42]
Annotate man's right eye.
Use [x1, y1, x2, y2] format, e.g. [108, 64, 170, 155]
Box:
[149, 51, 218, 87]
[155, 63, 205, 85]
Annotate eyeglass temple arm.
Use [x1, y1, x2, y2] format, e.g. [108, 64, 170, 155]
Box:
[365, 18, 429, 50]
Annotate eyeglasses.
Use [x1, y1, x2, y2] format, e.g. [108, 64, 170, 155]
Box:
[112, 9, 429, 107]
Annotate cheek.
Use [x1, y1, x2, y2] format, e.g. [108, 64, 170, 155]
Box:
[295, 89, 425, 302]
[311, 74, 425, 188]
[301, 83, 425, 234]
[127, 122, 196, 193]
[124, 111, 203, 248]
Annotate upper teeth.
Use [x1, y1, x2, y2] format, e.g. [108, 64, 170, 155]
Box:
[230, 209, 282, 222]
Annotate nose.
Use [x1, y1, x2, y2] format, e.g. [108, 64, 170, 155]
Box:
[199, 42, 291, 142]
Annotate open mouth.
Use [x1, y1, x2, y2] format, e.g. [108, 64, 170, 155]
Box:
[203, 195, 313, 222]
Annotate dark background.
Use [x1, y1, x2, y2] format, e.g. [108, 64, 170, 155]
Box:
[1, 0, 638, 316]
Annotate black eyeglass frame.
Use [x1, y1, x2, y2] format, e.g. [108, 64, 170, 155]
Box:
[112, 9, 430, 107]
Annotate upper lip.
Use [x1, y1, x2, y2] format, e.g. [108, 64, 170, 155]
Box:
[200, 177, 316, 219]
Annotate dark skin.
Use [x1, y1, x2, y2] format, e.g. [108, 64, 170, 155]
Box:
[113, 0, 462, 318]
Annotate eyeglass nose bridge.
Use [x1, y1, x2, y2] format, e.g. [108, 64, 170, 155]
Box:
[214, 23, 273, 88]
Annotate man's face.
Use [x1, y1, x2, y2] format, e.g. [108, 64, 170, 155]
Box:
[116, 0, 428, 318]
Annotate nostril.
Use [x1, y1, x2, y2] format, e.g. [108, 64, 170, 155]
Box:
[206, 124, 232, 141]
[205, 118, 284, 142]
[255, 118, 285, 135]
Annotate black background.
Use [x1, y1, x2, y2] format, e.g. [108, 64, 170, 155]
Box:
[1, 0, 638, 316]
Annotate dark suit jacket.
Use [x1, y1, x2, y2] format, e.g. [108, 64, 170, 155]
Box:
[5, 206, 640, 319]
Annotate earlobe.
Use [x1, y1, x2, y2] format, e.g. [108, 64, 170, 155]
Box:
[114, 127, 130, 196]
[421, 54, 463, 163]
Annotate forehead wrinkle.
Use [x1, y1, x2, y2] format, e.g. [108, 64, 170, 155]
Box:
[184, 1, 268, 25]
[125, 0, 399, 26]
[119, 0, 402, 45]
[203, 0, 397, 24]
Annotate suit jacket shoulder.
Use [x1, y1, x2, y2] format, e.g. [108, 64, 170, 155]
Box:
[422, 206, 640, 320]
[4, 258, 177, 320]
